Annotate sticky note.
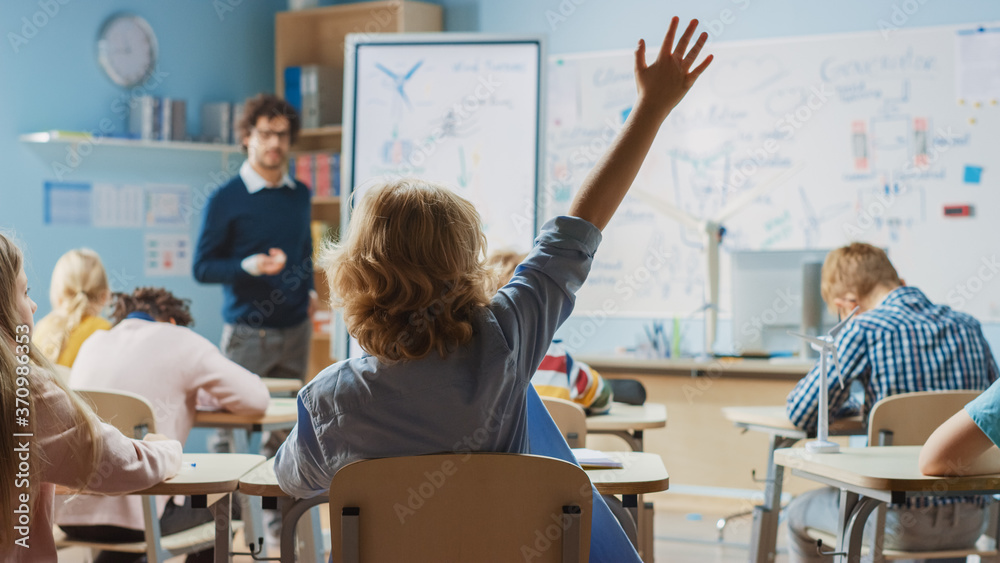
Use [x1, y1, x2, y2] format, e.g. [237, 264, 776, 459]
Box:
[964, 165, 983, 184]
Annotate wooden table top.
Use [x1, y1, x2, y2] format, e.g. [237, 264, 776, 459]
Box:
[722, 405, 865, 435]
[261, 378, 302, 394]
[583, 451, 670, 495]
[136, 453, 266, 496]
[578, 356, 813, 379]
[587, 402, 668, 432]
[194, 397, 298, 427]
[240, 451, 668, 498]
[774, 446, 1000, 493]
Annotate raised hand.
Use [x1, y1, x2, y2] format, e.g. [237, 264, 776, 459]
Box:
[634, 17, 712, 120]
[567, 17, 713, 231]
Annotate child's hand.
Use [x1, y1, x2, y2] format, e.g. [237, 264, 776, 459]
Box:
[634, 17, 712, 121]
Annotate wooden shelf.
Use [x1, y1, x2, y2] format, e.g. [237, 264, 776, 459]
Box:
[293, 126, 342, 153]
[20, 131, 242, 154]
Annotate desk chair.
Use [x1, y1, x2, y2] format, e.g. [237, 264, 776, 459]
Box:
[542, 396, 588, 448]
[55, 389, 232, 563]
[809, 390, 1000, 561]
[328, 453, 592, 563]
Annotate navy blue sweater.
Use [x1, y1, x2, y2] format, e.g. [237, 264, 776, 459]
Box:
[193, 176, 314, 328]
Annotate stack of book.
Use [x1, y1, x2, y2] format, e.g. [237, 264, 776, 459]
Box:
[291, 153, 340, 197]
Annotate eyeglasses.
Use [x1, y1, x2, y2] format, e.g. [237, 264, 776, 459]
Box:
[253, 128, 291, 142]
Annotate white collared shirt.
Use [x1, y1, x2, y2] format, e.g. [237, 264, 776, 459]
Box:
[239, 160, 294, 194]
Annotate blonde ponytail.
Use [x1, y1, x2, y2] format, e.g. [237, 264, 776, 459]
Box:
[33, 249, 109, 362]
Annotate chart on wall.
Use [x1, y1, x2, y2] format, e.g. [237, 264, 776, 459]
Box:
[546, 23, 1000, 322]
[345, 35, 542, 253]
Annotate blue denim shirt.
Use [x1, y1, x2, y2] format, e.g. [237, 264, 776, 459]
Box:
[275, 216, 602, 498]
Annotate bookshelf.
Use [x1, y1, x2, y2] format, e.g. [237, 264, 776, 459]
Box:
[275, 1, 443, 380]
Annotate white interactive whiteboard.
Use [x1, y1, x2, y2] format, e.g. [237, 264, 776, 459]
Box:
[343, 33, 544, 253]
[546, 23, 1000, 323]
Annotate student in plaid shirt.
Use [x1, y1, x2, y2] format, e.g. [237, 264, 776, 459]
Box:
[784, 243, 999, 562]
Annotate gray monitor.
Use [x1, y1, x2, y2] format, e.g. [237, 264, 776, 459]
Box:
[730, 249, 837, 357]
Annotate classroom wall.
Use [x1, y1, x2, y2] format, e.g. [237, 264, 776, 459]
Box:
[8, 0, 999, 354]
[404, 0, 1000, 358]
[0, 0, 285, 345]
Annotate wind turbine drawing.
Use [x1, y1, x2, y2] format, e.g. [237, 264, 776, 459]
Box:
[631, 164, 804, 358]
[788, 306, 859, 453]
[375, 61, 423, 108]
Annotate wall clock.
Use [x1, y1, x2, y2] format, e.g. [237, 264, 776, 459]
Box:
[97, 14, 158, 88]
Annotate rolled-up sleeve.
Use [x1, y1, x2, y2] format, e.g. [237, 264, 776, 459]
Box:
[492, 216, 602, 379]
[274, 391, 337, 498]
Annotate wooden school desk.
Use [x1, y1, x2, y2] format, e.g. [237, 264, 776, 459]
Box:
[194, 397, 298, 551]
[774, 446, 1000, 562]
[721, 406, 865, 563]
[587, 402, 668, 451]
[59, 453, 267, 563]
[239, 451, 669, 563]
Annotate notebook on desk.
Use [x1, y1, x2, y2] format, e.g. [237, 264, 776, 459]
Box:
[571, 448, 624, 469]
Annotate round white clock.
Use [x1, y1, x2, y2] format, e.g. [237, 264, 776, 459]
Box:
[97, 14, 158, 88]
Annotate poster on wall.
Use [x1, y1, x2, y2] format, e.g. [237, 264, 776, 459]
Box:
[144, 233, 191, 277]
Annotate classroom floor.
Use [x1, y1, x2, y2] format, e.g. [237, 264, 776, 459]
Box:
[57, 497, 792, 562]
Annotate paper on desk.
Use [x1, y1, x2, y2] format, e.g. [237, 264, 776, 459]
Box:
[571, 448, 624, 469]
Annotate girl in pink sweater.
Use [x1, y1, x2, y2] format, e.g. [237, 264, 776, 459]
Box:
[0, 233, 183, 563]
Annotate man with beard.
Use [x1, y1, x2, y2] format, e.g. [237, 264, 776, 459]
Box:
[194, 93, 317, 403]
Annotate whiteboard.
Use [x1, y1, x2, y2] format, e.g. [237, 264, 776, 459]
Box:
[546, 23, 1000, 323]
[343, 34, 544, 253]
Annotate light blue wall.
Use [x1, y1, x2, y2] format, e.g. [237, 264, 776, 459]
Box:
[1, 0, 285, 344]
[5, 0, 1000, 360]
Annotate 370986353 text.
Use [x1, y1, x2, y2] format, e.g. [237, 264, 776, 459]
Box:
[12, 324, 32, 549]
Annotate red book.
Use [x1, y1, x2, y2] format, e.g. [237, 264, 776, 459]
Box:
[314, 154, 332, 198]
[295, 155, 314, 192]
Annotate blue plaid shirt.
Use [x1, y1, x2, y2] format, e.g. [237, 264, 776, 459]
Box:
[786, 286, 998, 507]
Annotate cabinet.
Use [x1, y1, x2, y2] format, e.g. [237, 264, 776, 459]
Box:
[275, 1, 443, 380]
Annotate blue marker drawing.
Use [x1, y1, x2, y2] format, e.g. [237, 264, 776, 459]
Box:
[964, 165, 983, 184]
[375, 61, 423, 108]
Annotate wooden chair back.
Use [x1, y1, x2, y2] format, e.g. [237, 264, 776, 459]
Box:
[77, 388, 157, 438]
[867, 390, 981, 446]
[542, 396, 588, 448]
[329, 453, 592, 563]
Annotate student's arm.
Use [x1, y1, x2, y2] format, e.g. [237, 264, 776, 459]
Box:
[35, 376, 183, 492]
[274, 392, 338, 498]
[920, 408, 1000, 476]
[193, 192, 247, 284]
[186, 330, 270, 415]
[568, 17, 712, 231]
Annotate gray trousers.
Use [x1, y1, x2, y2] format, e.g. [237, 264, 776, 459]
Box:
[786, 488, 988, 563]
[220, 320, 311, 381]
[212, 319, 311, 456]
